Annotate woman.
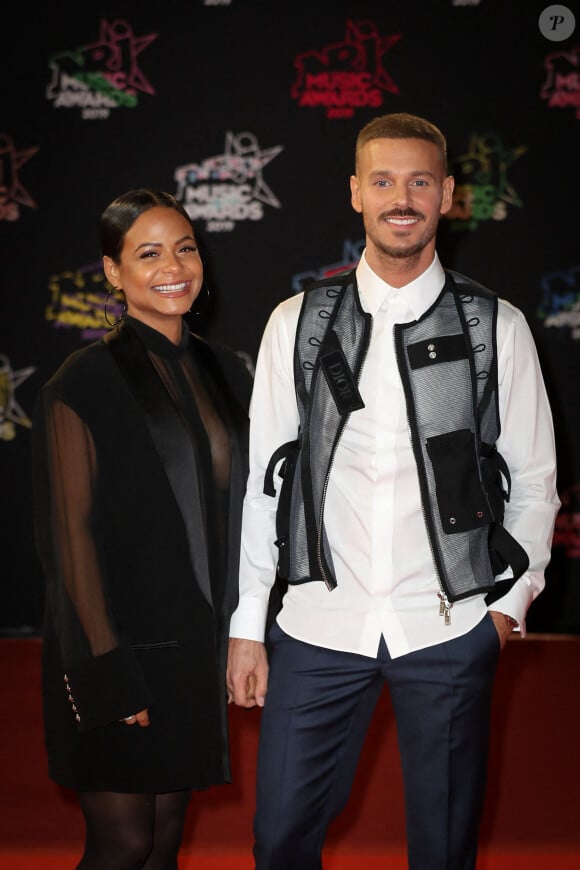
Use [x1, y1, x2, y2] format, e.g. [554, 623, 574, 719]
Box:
[32, 189, 252, 868]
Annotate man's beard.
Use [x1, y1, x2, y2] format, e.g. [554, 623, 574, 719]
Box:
[367, 209, 437, 260]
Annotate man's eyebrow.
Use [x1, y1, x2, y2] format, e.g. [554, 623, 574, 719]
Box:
[368, 168, 438, 179]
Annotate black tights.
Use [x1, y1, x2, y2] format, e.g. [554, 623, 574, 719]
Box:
[76, 789, 192, 870]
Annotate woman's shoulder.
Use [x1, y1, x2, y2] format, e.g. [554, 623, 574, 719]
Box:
[47, 340, 109, 385]
[39, 341, 118, 413]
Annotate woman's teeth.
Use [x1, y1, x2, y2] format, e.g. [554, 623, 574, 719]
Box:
[153, 282, 188, 293]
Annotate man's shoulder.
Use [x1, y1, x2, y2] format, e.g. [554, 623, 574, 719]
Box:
[268, 291, 304, 325]
[446, 268, 497, 300]
[445, 269, 528, 340]
[303, 268, 357, 296]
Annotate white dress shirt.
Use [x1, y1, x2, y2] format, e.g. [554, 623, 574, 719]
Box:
[229, 251, 560, 658]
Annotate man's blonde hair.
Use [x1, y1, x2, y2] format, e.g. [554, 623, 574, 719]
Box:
[355, 113, 448, 173]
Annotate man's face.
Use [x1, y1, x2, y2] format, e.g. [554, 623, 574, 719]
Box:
[350, 137, 454, 266]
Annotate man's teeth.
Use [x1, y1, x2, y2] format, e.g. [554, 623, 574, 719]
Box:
[387, 217, 417, 224]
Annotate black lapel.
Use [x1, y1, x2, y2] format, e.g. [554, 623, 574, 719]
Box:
[104, 322, 212, 607]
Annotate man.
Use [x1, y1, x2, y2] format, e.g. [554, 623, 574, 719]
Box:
[227, 113, 560, 870]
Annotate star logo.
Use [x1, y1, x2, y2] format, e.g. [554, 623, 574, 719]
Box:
[84, 18, 157, 96]
[0, 134, 38, 209]
[0, 355, 35, 441]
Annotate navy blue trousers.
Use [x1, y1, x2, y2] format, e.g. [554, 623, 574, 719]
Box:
[253, 614, 500, 870]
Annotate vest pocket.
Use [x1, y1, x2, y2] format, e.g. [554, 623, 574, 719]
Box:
[426, 428, 492, 534]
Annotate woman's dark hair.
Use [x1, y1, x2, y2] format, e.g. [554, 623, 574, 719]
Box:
[100, 189, 195, 262]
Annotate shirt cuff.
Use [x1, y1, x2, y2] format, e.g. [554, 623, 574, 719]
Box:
[487, 573, 537, 638]
[229, 595, 270, 642]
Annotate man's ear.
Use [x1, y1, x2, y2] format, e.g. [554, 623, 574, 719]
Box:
[350, 174, 362, 214]
[440, 175, 455, 215]
[102, 256, 119, 288]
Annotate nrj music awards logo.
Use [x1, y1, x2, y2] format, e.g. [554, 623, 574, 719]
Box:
[45, 264, 122, 342]
[174, 131, 283, 233]
[0, 134, 38, 221]
[540, 46, 580, 118]
[291, 19, 401, 119]
[46, 18, 157, 119]
[537, 264, 580, 338]
[291, 239, 365, 294]
[444, 132, 526, 231]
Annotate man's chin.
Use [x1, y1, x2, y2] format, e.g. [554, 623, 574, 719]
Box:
[378, 242, 425, 259]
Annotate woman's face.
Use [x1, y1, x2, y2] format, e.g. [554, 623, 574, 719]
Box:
[103, 205, 203, 340]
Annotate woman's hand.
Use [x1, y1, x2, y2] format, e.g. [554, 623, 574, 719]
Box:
[121, 709, 150, 727]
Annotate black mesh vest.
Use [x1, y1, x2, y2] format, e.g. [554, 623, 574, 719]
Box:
[264, 269, 528, 608]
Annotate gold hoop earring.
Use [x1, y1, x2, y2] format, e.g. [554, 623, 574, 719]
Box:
[105, 288, 127, 327]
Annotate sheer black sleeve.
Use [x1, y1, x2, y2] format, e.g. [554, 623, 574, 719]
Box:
[32, 390, 151, 731]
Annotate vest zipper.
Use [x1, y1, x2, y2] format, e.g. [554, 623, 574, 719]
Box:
[394, 323, 454, 624]
[438, 591, 453, 626]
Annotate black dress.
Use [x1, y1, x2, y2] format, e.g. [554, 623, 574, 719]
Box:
[31, 316, 251, 792]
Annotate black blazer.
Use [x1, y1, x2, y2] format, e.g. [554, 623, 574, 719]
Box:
[32, 317, 251, 792]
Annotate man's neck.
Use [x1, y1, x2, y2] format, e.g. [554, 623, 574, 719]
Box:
[365, 245, 435, 288]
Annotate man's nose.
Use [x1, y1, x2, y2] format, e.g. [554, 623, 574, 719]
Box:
[390, 181, 411, 207]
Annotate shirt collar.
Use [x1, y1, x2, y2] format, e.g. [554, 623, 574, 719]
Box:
[125, 314, 189, 359]
[355, 249, 446, 320]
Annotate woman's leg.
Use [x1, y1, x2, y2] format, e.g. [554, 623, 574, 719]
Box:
[144, 789, 192, 870]
[77, 788, 191, 870]
[77, 791, 156, 869]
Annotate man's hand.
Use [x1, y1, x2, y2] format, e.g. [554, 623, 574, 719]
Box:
[489, 611, 517, 651]
[226, 638, 269, 708]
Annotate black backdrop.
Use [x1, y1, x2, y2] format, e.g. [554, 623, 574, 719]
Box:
[1, 0, 578, 633]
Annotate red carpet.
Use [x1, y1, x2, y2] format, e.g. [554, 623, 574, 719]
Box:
[1, 636, 579, 868]
[0, 849, 578, 869]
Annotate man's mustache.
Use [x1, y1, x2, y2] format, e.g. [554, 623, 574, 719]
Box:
[383, 208, 424, 219]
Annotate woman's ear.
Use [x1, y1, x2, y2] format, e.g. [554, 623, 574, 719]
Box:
[103, 255, 119, 288]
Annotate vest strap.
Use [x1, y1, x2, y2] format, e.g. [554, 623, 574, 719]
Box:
[264, 439, 299, 496]
[488, 524, 530, 598]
